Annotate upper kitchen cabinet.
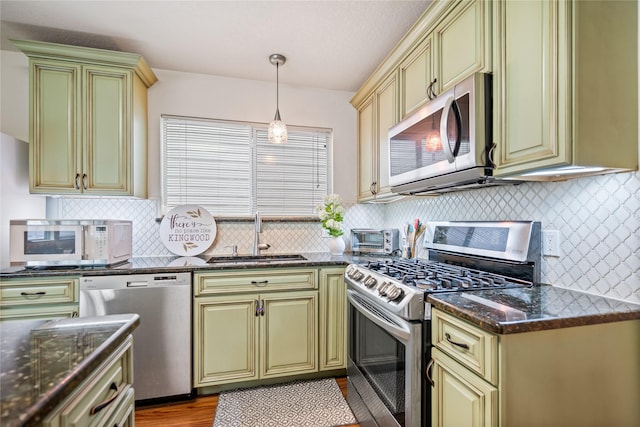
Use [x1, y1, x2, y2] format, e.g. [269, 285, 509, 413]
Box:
[12, 40, 157, 197]
[400, 0, 491, 118]
[355, 72, 402, 202]
[492, 0, 638, 179]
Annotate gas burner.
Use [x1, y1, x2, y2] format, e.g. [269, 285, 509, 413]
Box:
[359, 257, 531, 293]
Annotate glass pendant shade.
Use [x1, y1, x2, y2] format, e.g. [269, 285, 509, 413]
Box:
[268, 53, 287, 144]
[268, 109, 288, 144]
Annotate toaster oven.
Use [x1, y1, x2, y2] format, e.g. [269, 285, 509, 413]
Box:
[350, 229, 400, 255]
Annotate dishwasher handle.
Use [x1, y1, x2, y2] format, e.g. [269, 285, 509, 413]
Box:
[127, 281, 149, 287]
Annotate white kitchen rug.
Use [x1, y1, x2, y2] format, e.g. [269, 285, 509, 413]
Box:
[212, 378, 357, 427]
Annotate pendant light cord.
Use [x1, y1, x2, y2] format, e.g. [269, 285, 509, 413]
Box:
[276, 62, 280, 112]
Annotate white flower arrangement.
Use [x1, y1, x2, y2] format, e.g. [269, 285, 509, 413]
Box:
[317, 194, 345, 237]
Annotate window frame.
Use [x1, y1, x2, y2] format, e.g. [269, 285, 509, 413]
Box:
[160, 114, 333, 219]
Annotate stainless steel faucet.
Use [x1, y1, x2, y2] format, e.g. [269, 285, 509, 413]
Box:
[253, 211, 271, 256]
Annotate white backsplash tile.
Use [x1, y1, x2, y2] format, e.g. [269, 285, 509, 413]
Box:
[53, 171, 639, 304]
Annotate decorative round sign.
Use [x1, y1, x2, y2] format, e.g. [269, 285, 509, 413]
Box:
[160, 205, 216, 256]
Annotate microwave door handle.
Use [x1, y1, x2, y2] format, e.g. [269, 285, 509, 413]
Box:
[82, 225, 88, 260]
[440, 96, 462, 163]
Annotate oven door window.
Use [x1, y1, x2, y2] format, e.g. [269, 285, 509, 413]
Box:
[353, 232, 384, 249]
[350, 304, 406, 424]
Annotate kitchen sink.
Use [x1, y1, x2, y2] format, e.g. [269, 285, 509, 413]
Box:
[206, 254, 307, 264]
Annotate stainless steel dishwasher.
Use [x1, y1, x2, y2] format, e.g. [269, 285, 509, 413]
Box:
[79, 272, 192, 403]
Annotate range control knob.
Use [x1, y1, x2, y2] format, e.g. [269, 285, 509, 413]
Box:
[377, 282, 390, 296]
[363, 276, 378, 288]
[386, 286, 404, 301]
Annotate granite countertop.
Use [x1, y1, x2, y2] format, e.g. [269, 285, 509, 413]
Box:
[427, 285, 640, 334]
[0, 314, 140, 427]
[0, 252, 368, 278]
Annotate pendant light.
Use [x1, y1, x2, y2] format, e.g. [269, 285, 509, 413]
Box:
[268, 53, 287, 144]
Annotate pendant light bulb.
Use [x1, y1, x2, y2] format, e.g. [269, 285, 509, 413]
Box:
[268, 54, 287, 144]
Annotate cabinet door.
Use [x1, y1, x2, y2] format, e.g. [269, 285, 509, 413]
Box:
[375, 73, 398, 197]
[319, 268, 347, 371]
[83, 65, 132, 195]
[29, 59, 82, 194]
[194, 295, 259, 386]
[260, 291, 318, 378]
[357, 95, 376, 201]
[400, 35, 433, 118]
[493, 0, 570, 176]
[433, 0, 491, 93]
[432, 348, 498, 427]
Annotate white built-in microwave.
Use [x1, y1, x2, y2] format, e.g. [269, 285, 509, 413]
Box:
[10, 219, 132, 267]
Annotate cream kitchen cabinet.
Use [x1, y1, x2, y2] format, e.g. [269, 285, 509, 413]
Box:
[12, 39, 157, 197]
[431, 308, 640, 427]
[319, 267, 347, 371]
[193, 268, 319, 388]
[0, 276, 79, 320]
[399, 0, 491, 118]
[355, 73, 401, 202]
[492, 0, 638, 179]
[44, 335, 134, 427]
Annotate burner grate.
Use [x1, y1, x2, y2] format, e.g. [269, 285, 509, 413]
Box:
[364, 258, 530, 292]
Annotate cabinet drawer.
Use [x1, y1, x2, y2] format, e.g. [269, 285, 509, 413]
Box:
[0, 277, 79, 307]
[195, 268, 318, 296]
[45, 336, 133, 427]
[432, 308, 498, 384]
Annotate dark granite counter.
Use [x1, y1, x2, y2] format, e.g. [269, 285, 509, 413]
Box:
[0, 253, 369, 278]
[0, 314, 140, 427]
[427, 285, 640, 334]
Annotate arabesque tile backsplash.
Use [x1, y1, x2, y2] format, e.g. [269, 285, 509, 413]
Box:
[52, 171, 639, 304]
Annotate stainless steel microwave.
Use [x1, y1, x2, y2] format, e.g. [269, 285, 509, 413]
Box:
[10, 219, 133, 267]
[388, 73, 519, 195]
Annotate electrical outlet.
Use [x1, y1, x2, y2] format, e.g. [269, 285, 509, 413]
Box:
[541, 230, 560, 257]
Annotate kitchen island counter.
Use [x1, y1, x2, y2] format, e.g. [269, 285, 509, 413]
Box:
[427, 284, 640, 334]
[0, 314, 139, 426]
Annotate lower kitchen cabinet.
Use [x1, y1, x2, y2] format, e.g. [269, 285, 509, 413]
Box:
[431, 308, 640, 427]
[432, 347, 498, 427]
[319, 267, 347, 371]
[194, 291, 317, 387]
[193, 268, 323, 388]
[0, 276, 79, 320]
[43, 335, 134, 427]
[193, 266, 348, 389]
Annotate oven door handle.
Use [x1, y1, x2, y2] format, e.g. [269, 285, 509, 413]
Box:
[347, 290, 412, 343]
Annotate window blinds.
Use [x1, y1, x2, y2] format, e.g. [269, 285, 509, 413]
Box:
[162, 115, 330, 217]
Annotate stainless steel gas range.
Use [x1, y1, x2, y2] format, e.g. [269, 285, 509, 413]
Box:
[344, 221, 541, 427]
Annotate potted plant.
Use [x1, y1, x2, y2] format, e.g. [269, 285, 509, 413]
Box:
[317, 194, 346, 255]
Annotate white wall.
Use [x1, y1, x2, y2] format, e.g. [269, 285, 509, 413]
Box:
[146, 68, 357, 203]
[0, 133, 47, 267]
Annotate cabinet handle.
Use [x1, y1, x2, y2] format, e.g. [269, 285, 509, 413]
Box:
[260, 299, 265, 316]
[255, 299, 262, 316]
[487, 142, 497, 168]
[445, 332, 470, 350]
[427, 78, 438, 100]
[20, 291, 46, 296]
[82, 173, 87, 190]
[90, 382, 119, 415]
[426, 358, 435, 387]
[370, 182, 377, 196]
[74, 173, 80, 190]
[251, 280, 269, 286]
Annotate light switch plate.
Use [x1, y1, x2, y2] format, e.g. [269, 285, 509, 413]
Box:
[542, 229, 560, 257]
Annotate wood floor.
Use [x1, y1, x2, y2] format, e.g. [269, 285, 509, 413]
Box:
[134, 377, 360, 427]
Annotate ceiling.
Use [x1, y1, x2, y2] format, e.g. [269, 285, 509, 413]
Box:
[0, 0, 431, 92]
